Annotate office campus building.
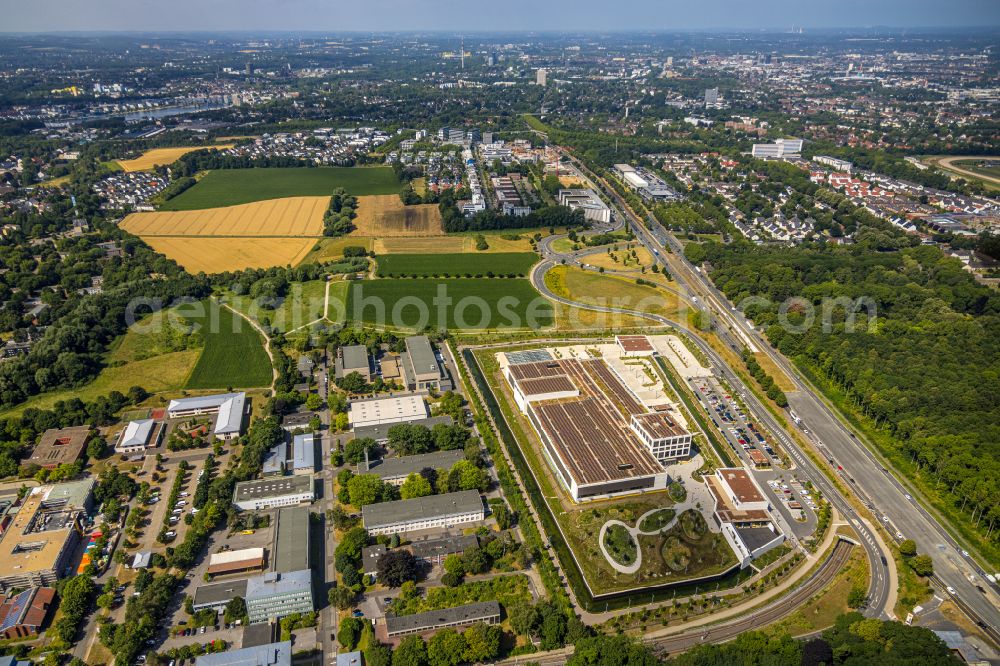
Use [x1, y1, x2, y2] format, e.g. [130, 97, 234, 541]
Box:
[384, 600, 500, 638]
[358, 448, 464, 485]
[233, 476, 314, 511]
[362, 490, 485, 536]
[400, 336, 447, 391]
[245, 570, 313, 624]
[25, 426, 90, 470]
[751, 138, 803, 159]
[195, 641, 291, 666]
[114, 419, 165, 455]
[349, 394, 429, 428]
[167, 392, 247, 440]
[557, 189, 611, 224]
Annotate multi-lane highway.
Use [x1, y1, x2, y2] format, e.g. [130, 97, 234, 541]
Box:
[544, 145, 999, 642]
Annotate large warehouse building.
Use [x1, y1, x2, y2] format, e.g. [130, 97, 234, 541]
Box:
[500, 352, 692, 501]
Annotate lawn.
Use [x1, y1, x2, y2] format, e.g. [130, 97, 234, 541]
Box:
[346, 278, 553, 330]
[300, 237, 375, 265]
[546, 265, 680, 319]
[0, 308, 203, 418]
[184, 301, 272, 389]
[375, 252, 538, 277]
[161, 167, 400, 210]
[224, 280, 346, 333]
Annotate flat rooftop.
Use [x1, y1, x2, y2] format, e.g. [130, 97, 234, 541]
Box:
[632, 412, 688, 440]
[27, 426, 89, 468]
[706, 475, 770, 524]
[0, 481, 92, 580]
[362, 490, 482, 530]
[340, 345, 370, 372]
[234, 476, 313, 503]
[208, 547, 266, 575]
[195, 640, 290, 666]
[245, 569, 311, 599]
[409, 534, 479, 561]
[718, 468, 766, 504]
[517, 375, 577, 397]
[503, 349, 553, 365]
[272, 507, 309, 573]
[385, 600, 500, 636]
[349, 394, 428, 427]
[193, 579, 249, 608]
[353, 416, 452, 443]
[359, 449, 464, 480]
[405, 336, 439, 379]
[509, 359, 662, 487]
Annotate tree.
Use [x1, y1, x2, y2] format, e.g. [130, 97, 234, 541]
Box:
[899, 539, 917, 558]
[566, 634, 659, 666]
[427, 628, 467, 666]
[304, 393, 323, 411]
[400, 473, 433, 500]
[462, 623, 501, 663]
[392, 635, 428, 666]
[461, 547, 490, 575]
[847, 585, 868, 609]
[443, 554, 465, 578]
[377, 550, 418, 588]
[432, 423, 469, 451]
[224, 597, 247, 625]
[87, 436, 107, 459]
[348, 474, 386, 507]
[96, 593, 114, 610]
[909, 554, 934, 577]
[366, 642, 392, 666]
[344, 437, 377, 465]
[338, 617, 362, 650]
[492, 501, 513, 530]
[328, 585, 356, 610]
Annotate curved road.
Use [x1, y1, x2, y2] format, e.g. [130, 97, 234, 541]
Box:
[548, 145, 999, 642]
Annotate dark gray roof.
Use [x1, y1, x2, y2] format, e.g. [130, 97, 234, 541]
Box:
[361, 544, 385, 572]
[504, 349, 554, 365]
[736, 526, 781, 552]
[409, 534, 478, 561]
[362, 490, 483, 530]
[273, 507, 310, 573]
[358, 448, 463, 480]
[193, 579, 248, 608]
[353, 415, 453, 443]
[234, 476, 313, 503]
[195, 641, 291, 666]
[385, 600, 500, 635]
[241, 622, 276, 648]
[341, 345, 370, 372]
[405, 336, 439, 379]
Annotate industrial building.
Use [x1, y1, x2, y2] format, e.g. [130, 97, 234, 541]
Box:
[383, 600, 500, 638]
[352, 415, 453, 445]
[233, 476, 314, 511]
[557, 189, 611, 224]
[362, 490, 484, 536]
[612, 164, 679, 201]
[290, 433, 316, 475]
[207, 547, 267, 578]
[629, 412, 693, 463]
[114, 419, 164, 455]
[501, 355, 674, 501]
[335, 345, 372, 382]
[0, 479, 93, 590]
[706, 468, 784, 568]
[245, 569, 313, 624]
[272, 507, 310, 573]
[167, 392, 247, 440]
[357, 449, 464, 485]
[192, 579, 248, 613]
[348, 394, 429, 428]
[25, 426, 90, 470]
[195, 641, 291, 666]
[400, 336, 446, 391]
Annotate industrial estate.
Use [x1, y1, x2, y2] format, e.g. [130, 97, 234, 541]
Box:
[0, 18, 996, 666]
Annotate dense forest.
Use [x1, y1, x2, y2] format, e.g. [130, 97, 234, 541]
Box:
[692, 238, 1000, 552]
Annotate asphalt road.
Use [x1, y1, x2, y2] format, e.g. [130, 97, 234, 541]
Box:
[531, 150, 894, 619]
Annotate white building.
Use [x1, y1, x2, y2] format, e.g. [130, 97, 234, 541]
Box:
[114, 419, 163, 455]
[536, 69, 547, 86]
[233, 476, 315, 511]
[630, 412, 693, 463]
[557, 189, 611, 224]
[362, 490, 485, 536]
[167, 392, 247, 440]
[348, 394, 428, 428]
[751, 138, 803, 159]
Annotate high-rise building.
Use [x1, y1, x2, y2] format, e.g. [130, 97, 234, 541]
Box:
[246, 62, 254, 77]
[704, 87, 719, 106]
[536, 68, 547, 86]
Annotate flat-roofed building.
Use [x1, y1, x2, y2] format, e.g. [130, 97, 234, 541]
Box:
[245, 570, 313, 624]
[290, 433, 316, 475]
[379, 355, 403, 383]
[207, 547, 266, 578]
[408, 534, 478, 566]
[630, 412, 692, 463]
[262, 441, 286, 477]
[195, 640, 291, 666]
[26, 426, 90, 470]
[336, 345, 372, 382]
[362, 544, 385, 578]
[0, 479, 93, 590]
[348, 394, 428, 428]
[715, 468, 768, 512]
[401, 336, 443, 391]
[557, 189, 611, 224]
[168, 392, 247, 440]
[384, 600, 500, 638]
[353, 415, 453, 445]
[114, 420, 164, 455]
[280, 409, 316, 433]
[192, 579, 249, 613]
[362, 490, 484, 536]
[0, 587, 55, 639]
[272, 507, 310, 573]
[500, 357, 669, 502]
[358, 449, 464, 485]
[233, 476, 314, 512]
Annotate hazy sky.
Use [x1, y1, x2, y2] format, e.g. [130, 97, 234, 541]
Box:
[3, 0, 998, 32]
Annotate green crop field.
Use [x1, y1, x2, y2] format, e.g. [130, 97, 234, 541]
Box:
[161, 167, 400, 210]
[185, 301, 272, 389]
[376, 252, 538, 277]
[346, 278, 553, 330]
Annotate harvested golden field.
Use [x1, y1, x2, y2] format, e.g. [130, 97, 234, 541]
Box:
[352, 195, 443, 236]
[116, 145, 234, 171]
[121, 196, 328, 237]
[558, 175, 587, 187]
[143, 237, 316, 273]
[374, 232, 534, 254]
